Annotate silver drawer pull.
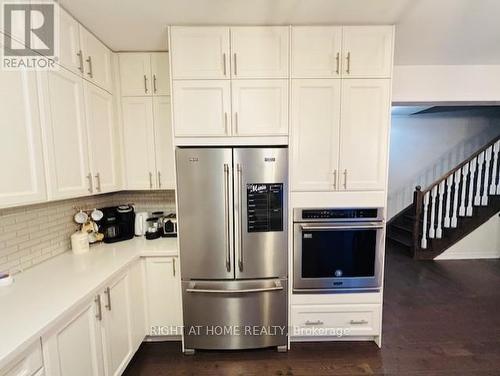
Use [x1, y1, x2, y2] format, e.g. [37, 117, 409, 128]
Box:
[305, 320, 324, 326]
[350, 319, 368, 325]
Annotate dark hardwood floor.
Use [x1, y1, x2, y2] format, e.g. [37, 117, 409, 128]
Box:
[123, 243, 500, 375]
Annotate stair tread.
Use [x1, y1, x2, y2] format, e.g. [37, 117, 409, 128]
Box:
[387, 231, 412, 248]
[390, 223, 413, 233]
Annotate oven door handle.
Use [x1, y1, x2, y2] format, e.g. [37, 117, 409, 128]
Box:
[300, 223, 384, 231]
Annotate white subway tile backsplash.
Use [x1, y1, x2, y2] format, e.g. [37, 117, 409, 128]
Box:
[0, 190, 175, 275]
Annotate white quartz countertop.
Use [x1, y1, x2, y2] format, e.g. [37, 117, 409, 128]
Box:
[0, 237, 178, 369]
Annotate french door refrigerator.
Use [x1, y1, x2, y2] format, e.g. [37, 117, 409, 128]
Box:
[176, 147, 288, 352]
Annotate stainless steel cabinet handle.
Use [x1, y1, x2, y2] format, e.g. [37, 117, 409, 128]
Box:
[223, 164, 231, 272]
[305, 320, 324, 326]
[153, 74, 157, 93]
[86, 56, 93, 78]
[173, 258, 176, 277]
[224, 112, 228, 134]
[77, 50, 84, 73]
[233, 53, 237, 76]
[144, 75, 148, 94]
[158, 171, 162, 189]
[95, 172, 101, 192]
[350, 319, 368, 325]
[333, 169, 337, 190]
[335, 52, 340, 75]
[234, 112, 239, 134]
[104, 287, 111, 311]
[186, 286, 283, 294]
[343, 169, 347, 190]
[346, 52, 351, 74]
[87, 173, 93, 193]
[95, 295, 102, 321]
[237, 163, 243, 272]
[222, 53, 227, 76]
[149, 172, 153, 189]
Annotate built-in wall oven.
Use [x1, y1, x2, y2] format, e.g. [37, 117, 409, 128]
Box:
[293, 208, 385, 292]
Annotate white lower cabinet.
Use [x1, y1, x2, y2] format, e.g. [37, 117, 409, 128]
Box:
[1, 341, 44, 376]
[144, 257, 182, 336]
[42, 298, 105, 376]
[291, 304, 381, 338]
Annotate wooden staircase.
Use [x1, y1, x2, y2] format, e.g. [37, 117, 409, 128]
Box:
[388, 135, 500, 260]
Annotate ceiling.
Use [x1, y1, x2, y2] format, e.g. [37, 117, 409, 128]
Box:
[58, 0, 500, 65]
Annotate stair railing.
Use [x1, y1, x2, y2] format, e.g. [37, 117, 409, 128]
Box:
[412, 134, 500, 253]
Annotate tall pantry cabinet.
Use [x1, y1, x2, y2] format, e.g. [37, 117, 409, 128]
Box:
[291, 25, 394, 192]
[119, 52, 175, 190]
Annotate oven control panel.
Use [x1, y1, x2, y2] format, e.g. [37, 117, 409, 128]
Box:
[301, 208, 379, 220]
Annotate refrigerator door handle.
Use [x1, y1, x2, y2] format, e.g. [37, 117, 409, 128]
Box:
[237, 163, 243, 271]
[186, 286, 284, 294]
[223, 163, 231, 272]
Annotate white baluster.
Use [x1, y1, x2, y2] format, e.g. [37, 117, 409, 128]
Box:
[451, 170, 460, 228]
[467, 158, 477, 216]
[482, 147, 492, 205]
[429, 186, 438, 238]
[436, 181, 445, 238]
[459, 164, 469, 216]
[491, 141, 500, 195]
[421, 191, 430, 249]
[474, 152, 485, 206]
[443, 175, 453, 228]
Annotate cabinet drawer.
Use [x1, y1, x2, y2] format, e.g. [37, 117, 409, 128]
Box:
[2, 341, 43, 376]
[291, 304, 380, 337]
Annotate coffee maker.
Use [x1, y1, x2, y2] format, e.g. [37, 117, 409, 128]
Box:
[98, 205, 135, 243]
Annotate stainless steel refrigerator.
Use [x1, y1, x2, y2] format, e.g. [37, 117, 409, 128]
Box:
[176, 147, 288, 353]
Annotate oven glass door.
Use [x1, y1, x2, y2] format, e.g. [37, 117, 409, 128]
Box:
[294, 223, 383, 291]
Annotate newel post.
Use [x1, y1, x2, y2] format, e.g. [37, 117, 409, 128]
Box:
[412, 186, 423, 259]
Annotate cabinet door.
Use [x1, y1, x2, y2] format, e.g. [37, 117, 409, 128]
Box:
[80, 27, 113, 92]
[151, 52, 170, 96]
[128, 260, 146, 350]
[170, 26, 230, 79]
[172, 80, 231, 137]
[42, 298, 104, 376]
[84, 81, 119, 193]
[101, 273, 133, 376]
[291, 79, 341, 191]
[39, 69, 92, 199]
[121, 97, 157, 189]
[0, 67, 46, 208]
[342, 26, 394, 78]
[231, 79, 288, 136]
[339, 79, 391, 191]
[118, 53, 151, 96]
[230, 26, 289, 78]
[145, 257, 182, 336]
[291, 26, 342, 78]
[58, 8, 82, 75]
[153, 96, 175, 189]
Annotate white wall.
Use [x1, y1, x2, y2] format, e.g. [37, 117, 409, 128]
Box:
[388, 110, 500, 218]
[436, 215, 500, 260]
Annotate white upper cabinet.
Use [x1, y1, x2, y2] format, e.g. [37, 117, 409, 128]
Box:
[230, 26, 289, 78]
[339, 79, 391, 191]
[231, 79, 288, 136]
[291, 79, 341, 191]
[121, 97, 157, 189]
[173, 80, 231, 137]
[342, 26, 394, 78]
[291, 26, 342, 78]
[84, 81, 119, 194]
[0, 67, 46, 208]
[151, 53, 170, 95]
[80, 27, 113, 92]
[119, 53, 152, 96]
[153, 96, 175, 189]
[170, 27, 230, 79]
[39, 68, 92, 200]
[59, 8, 82, 76]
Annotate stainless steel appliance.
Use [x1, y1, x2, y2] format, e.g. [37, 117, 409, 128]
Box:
[293, 208, 384, 292]
[176, 147, 288, 353]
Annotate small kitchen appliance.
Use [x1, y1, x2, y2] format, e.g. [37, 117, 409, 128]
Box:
[162, 213, 177, 237]
[134, 212, 148, 236]
[98, 205, 135, 243]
